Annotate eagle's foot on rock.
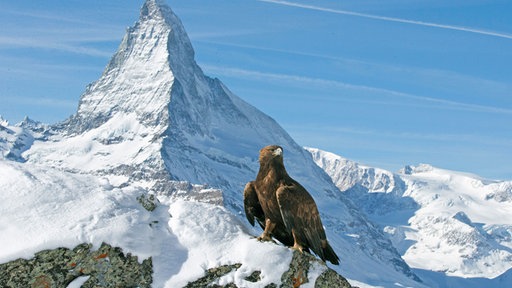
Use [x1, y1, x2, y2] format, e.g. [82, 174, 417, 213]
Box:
[291, 243, 304, 253]
[257, 234, 276, 243]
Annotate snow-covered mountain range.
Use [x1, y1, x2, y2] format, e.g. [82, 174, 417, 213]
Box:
[308, 147, 512, 287]
[0, 0, 510, 287]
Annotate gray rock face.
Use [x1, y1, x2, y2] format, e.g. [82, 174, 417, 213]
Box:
[0, 243, 152, 288]
[281, 251, 353, 288]
[1, 245, 351, 288]
[184, 251, 353, 288]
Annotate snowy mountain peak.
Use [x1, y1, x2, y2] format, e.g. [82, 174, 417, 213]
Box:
[140, 0, 169, 20]
[306, 147, 405, 195]
[25, 0, 303, 194]
[0, 116, 7, 127]
[69, 0, 196, 132]
[399, 163, 434, 175]
[139, 0, 196, 70]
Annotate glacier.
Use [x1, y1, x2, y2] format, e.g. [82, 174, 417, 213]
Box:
[1, 0, 510, 287]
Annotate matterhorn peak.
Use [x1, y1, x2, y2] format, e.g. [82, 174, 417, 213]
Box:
[138, 0, 195, 59]
[67, 0, 196, 133]
[29, 0, 298, 192]
[140, 0, 170, 21]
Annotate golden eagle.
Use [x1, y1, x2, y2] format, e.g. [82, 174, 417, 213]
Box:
[244, 145, 340, 265]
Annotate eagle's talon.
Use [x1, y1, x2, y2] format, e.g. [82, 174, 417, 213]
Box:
[291, 243, 304, 253]
[257, 234, 276, 243]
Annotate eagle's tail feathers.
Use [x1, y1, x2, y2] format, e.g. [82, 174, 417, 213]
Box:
[323, 242, 340, 265]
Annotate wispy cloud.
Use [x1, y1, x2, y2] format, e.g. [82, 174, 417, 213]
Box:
[0, 55, 102, 81]
[197, 39, 511, 101]
[0, 36, 114, 58]
[0, 8, 124, 58]
[306, 125, 512, 146]
[2, 96, 77, 108]
[195, 39, 357, 63]
[202, 64, 512, 115]
[3, 7, 131, 30]
[287, 124, 512, 157]
[258, 0, 512, 40]
[4, 9, 99, 26]
[188, 30, 264, 41]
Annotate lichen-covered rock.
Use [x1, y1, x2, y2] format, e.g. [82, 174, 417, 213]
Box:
[184, 250, 353, 288]
[0, 243, 152, 288]
[1, 243, 351, 288]
[137, 193, 159, 212]
[280, 250, 312, 287]
[315, 269, 353, 288]
[282, 251, 353, 288]
[185, 263, 242, 288]
[244, 270, 262, 283]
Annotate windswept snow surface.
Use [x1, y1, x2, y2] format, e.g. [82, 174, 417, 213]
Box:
[26, 113, 163, 173]
[0, 160, 178, 284]
[165, 200, 294, 287]
[0, 160, 295, 287]
[308, 147, 512, 287]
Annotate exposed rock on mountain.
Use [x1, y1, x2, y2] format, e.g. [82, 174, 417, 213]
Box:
[0, 243, 152, 288]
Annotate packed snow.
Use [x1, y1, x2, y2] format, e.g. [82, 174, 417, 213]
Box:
[25, 113, 163, 173]
[0, 160, 295, 287]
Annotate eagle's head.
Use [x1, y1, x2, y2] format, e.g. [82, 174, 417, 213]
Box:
[259, 145, 284, 164]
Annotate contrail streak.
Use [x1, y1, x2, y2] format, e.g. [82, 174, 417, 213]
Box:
[258, 0, 512, 40]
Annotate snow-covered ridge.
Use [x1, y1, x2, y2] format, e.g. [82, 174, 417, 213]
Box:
[307, 147, 403, 194]
[0, 117, 48, 161]
[307, 147, 512, 284]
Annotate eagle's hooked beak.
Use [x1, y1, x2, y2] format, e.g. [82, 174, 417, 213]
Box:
[273, 147, 283, 156]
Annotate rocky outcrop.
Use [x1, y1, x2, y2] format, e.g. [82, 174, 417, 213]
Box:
[282, 251, 352, 288]
[185, 251, 353, 288]
[0, 243, 152, 288]
[1, 246, 352, 288]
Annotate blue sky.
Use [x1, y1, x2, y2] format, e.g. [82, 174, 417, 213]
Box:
[1, 0, 511, 180]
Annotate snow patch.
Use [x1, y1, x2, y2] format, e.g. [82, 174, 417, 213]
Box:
[164, 199, 293, 287]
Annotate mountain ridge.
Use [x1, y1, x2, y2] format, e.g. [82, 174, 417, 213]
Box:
[307, 147, 512, 286]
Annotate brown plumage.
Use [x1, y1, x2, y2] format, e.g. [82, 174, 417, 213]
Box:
[244, 145, 340, 265]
